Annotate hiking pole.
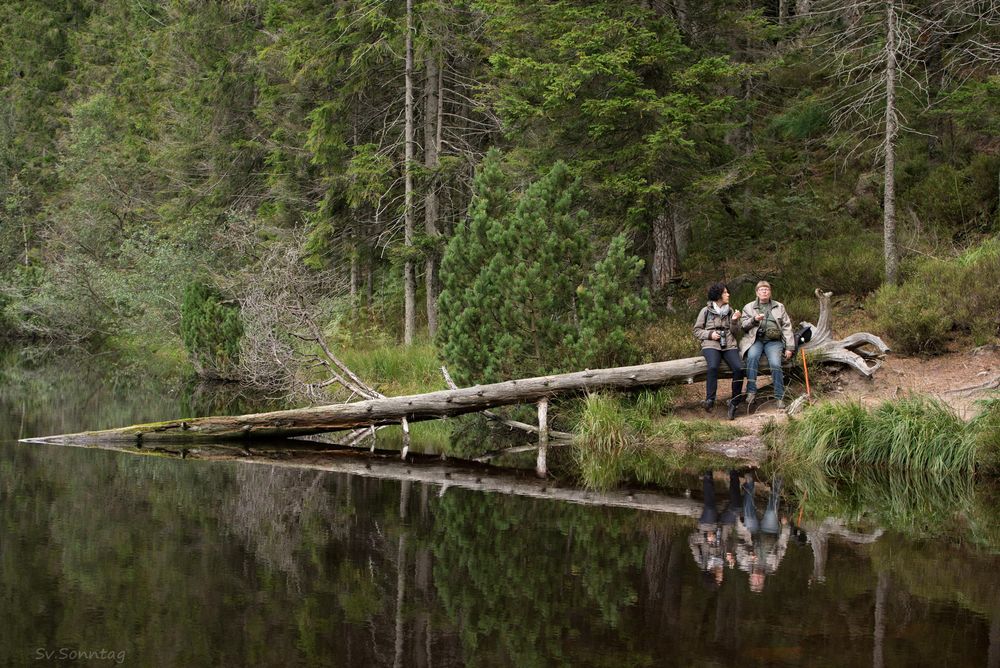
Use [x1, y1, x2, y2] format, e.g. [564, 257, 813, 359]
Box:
[793, 325, 814, 401]
[800, 348, 812, 399]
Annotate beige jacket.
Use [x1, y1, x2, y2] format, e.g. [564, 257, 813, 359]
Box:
[693, 303, 741, 352]
[739, 299, 795, 356]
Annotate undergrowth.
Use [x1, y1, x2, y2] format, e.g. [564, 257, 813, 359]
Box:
[573, 391, 742, 490]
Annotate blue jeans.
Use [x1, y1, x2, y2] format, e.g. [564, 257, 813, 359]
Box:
[745, 339, 786, 400]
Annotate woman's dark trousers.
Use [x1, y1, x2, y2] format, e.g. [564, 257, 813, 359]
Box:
[702, 348, 744, 403]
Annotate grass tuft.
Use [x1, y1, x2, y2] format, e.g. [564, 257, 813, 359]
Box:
[573, 392, 742, 490]
[775, 395, 984, 475]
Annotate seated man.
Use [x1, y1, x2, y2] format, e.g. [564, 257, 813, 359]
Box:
[739, 281, 795, 409]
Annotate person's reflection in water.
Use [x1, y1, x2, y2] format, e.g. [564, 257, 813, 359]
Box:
[732, 473, 791, 593]
[689, 470, 748, 588]
[690, 470, 791, 593]
[689, 470, 725, 588]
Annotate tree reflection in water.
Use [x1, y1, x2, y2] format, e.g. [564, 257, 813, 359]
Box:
[1, 437, 998, 664]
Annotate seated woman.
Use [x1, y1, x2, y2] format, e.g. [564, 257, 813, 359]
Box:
[739, 281, 795, 409]
[693, 282, 744, 420]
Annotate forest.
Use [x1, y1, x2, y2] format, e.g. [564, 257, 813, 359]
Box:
[2, 0, 999, 404]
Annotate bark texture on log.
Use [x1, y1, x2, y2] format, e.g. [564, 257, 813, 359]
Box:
[30, 290, 886, 446]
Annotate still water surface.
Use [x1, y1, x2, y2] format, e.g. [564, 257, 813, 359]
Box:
[1, 349, 998, 666]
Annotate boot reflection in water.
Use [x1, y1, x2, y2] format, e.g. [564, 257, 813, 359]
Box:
[732, 473, 793, 592]
[761, 477, 783, 534]
[689, 471, 724, 587]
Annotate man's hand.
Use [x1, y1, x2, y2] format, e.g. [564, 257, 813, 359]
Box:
[755, 313, 765, 322]
[784, 349, 793, 360]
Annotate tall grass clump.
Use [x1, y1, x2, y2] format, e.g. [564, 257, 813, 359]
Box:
[777, 396, 979, 475]
[969, 396, 1000, 474]
[574, 393, 642, 490]
[574, 391, 741, 490]
[339, 341, 442, 396]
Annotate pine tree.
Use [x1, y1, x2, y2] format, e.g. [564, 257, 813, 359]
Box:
[438, 154, 650, 384]
[180, 282, 244, 379]
[437, 150, 514, 383]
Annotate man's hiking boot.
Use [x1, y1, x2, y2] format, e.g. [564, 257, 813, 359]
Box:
[703, 399, 715, 412]
[746, 392, 756, 405]
[727, 398, 739, 420]
[776, 399, 786, 410]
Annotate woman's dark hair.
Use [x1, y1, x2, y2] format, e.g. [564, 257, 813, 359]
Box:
[707, 282, 728, 302]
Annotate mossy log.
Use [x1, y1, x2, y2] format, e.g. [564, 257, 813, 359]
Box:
[29, 289, 887, 445]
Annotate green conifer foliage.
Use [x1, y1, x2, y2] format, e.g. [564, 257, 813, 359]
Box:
[438, 153, 650, 384]
[572, 234, 651, 368]
[180, 283, 243, 379]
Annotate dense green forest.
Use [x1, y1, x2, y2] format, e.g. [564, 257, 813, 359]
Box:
[2, 0, 998, 394]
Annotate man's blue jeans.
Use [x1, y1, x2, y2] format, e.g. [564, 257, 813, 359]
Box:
[745, 339, 786, 400]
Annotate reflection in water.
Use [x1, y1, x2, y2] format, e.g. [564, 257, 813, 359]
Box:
[690, 471, 791, 594]
[1, 349, 999, 665]
[2, 443, 997, 666]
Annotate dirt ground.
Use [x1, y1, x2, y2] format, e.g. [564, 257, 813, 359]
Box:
[676, 343, 1000, 462]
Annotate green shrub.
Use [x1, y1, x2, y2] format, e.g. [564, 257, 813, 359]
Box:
[865, 238, 1000, 352]
[950, 239, 1000, 342]
[867, 281, 953, 354]
[180, 282, 243, 379]
[636, 316, 701, 363]
[782, 233, 885, 298]
[437, 152, 650, 385]
[906, 156, 1000, 234]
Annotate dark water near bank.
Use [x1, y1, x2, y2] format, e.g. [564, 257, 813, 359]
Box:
[2, 349, 999, 666]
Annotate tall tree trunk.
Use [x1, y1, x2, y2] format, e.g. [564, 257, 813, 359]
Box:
[349, 226, 358, 309]
[779, 0, 789, 24]
[424, 51, 441, 338]
[883, 0, 900, 285]
[795, 0, 812, 16]
[672, 204, 690, 262]
[651, 210, 680, 299]
[403, 0, 417, 344]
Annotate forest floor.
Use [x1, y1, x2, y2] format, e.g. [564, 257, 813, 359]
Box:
[675, 343, 1000, 463]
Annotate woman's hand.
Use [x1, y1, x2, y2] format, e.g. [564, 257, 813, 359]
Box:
[732, 310, 741, 320]
[711, 332, 721, 341]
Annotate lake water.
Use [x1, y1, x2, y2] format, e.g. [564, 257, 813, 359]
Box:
[1, 348, 998, 666]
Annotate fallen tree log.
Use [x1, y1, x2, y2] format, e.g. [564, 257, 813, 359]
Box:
[29, 289, 887, 446]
